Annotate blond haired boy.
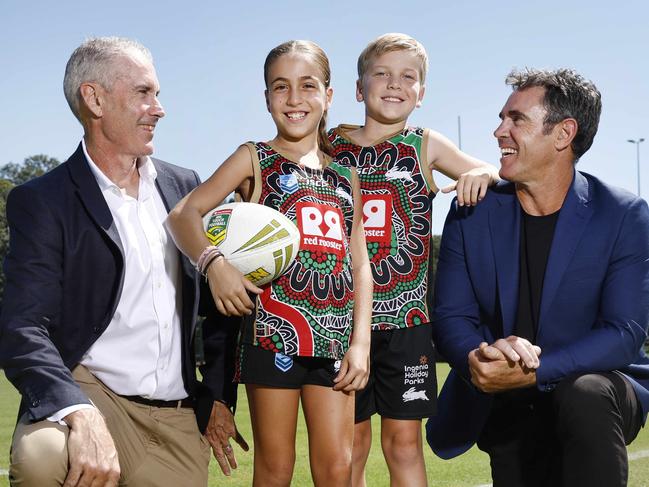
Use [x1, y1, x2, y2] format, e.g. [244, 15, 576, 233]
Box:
[329, 33, 499, 486]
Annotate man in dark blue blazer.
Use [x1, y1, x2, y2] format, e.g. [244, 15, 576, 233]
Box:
[427, 68, 649, 486]
[0, 38, 244, 487]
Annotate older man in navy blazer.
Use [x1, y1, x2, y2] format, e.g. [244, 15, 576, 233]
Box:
[427, 68, 649, 486]
[0, 37, 245, 487]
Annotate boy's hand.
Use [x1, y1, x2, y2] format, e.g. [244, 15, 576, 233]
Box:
[441, 167, 499, 207]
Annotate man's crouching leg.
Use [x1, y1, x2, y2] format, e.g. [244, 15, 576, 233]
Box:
[9, 415, 69, 487]
[553, 372, 642, 487]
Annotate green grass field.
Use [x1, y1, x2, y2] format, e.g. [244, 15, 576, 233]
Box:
[2, 365, 649, 486]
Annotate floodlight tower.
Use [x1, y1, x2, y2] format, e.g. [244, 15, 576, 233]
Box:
[627, 138, 645, 197]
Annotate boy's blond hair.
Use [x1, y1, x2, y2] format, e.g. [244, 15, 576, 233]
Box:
[357, 33, 428, 83]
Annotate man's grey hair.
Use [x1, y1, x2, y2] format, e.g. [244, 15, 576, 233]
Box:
[63, 37, 153, 122]
[506, 67, 601, 162]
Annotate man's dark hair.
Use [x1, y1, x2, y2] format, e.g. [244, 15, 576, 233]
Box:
[506, 68, 601, 162]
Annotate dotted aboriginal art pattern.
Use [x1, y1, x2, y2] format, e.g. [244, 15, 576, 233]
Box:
[330, 126, 435, 331]
[242, 142, 356, 360]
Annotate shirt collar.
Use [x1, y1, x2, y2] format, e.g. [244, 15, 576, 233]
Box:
[82, 139, 158, 193]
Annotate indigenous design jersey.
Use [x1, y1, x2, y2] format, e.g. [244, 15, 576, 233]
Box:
[329, 125, 437, 331]
[242, 142, 355, 360]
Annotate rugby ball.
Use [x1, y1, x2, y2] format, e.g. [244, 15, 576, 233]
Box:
[202, 202, 300, 286]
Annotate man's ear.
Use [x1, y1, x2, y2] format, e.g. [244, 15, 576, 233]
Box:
[79, 82, 103, 118]
[355, 79, 364, 103]
[555, 118, 578, 151]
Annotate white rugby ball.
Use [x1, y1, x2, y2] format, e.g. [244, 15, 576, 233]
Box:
[202, 202, 300, 286]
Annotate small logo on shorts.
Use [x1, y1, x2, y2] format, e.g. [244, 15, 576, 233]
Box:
[402, 387, 429, 402]
[275, 353, 293, 372]
[404, 359, 429, 385]
[333, 360, 341, 372]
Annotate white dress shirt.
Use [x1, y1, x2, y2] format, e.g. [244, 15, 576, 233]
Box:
[48, 141, 188, 424]
[81, 140, 187, 399]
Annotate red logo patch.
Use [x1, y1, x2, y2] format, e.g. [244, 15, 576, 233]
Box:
[362, 195, 392, 244]
[296, 202, 345, 257]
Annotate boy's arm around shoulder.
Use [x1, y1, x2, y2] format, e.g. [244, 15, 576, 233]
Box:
[425, 129, 500, 206]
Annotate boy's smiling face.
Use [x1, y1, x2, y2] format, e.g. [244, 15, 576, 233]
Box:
[357, 50, 425, 127]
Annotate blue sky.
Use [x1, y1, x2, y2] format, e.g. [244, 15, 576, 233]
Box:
[2, 0, 647, 233]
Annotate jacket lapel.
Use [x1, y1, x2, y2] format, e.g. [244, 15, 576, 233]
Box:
[152, 158, 183, 212]
[67, 143, 124, 256]
[489, 185, 521, 337]
[151, 158, 197, 280]
[538, 171, 593, 333]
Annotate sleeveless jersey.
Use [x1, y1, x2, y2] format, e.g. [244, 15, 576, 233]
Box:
[242, 142, 356, 360]
[329, 125, 437, 331]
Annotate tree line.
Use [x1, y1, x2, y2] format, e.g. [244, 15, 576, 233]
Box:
[0, 155, 61, 298]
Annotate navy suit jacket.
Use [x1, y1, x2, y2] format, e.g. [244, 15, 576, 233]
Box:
[426, 170, 649, 459]
[0, 144, 237, 431]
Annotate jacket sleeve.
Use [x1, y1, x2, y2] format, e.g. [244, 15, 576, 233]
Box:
[185, 168, 240, 431]
[197, 284, 240, 409]
[193, 283, 241, 433]
[535, 197, 649, 391]
[431, 200, 494, 382]
[0, 184, 91, 420]
[188, 167, 238, 410]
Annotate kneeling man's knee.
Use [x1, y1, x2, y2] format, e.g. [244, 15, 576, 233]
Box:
[553, 373, 617, 435]
[10, 418, 69, 487]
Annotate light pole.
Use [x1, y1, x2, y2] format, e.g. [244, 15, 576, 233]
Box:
[627, 138, 645, 197]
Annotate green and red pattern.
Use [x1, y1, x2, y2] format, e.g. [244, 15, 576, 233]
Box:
[243, 142, 355, 360]
[329, 126, 434, 331]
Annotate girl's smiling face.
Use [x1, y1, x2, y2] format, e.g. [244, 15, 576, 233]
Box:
[265, 52, 333, 144]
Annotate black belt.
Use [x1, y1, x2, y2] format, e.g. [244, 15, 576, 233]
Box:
[124, 395, 194, 408]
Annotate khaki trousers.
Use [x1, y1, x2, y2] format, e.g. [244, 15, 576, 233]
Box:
[9, 366, 211, 487]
